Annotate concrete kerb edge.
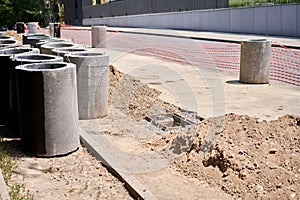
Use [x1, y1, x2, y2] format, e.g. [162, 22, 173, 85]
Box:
[79, 127, 158, 200]
[0, 169, 10, 200]
[108, 29, 241, 44]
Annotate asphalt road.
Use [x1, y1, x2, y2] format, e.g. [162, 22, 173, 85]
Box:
[61, 29, 300, 87]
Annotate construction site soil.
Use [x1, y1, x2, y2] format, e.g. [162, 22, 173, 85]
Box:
[110, 66, 300, 200]
[3, 65, 300, 200]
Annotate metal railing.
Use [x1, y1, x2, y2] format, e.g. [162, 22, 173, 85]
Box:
[230, 0, 300, 7]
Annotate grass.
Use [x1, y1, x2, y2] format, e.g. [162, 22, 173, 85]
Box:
[229, 0, 300, 7]
[43, 166, 54, 174]
[9, 184, 33, 200]
[0, 145, 14, 181]
[0, 126, 33, 200]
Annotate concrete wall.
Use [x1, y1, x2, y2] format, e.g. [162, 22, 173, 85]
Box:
[83, 0, 229, 18]
[64, 0, 84, 25]
[83, 3, 300, 37]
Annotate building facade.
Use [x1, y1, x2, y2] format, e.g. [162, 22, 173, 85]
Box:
[64, 0, 229, 25]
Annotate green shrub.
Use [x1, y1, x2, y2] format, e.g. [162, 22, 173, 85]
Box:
[230, 0, 300, 7]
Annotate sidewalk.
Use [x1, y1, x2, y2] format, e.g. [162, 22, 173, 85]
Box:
[88, 47, 300, 120]
[2, 27, 299, 199]
[0, 169, 10, 200]
[62, 25, 300, 49]
[63, 26, 300, 119]
[82, 47, 300, 199]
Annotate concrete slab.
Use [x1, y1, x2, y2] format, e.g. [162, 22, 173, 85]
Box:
[34, 27, 300, 199]
[0, 169, 10, 200]
[79, 118, 233, 200]
[79, 126, 158, 200]
[90, 48, 300, 120]
[81, 47, 299, 200]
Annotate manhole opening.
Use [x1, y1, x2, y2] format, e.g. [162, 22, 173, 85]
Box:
[144, 111, 203, 132]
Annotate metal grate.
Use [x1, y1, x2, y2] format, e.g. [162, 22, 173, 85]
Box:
[144, 111, 203, 132]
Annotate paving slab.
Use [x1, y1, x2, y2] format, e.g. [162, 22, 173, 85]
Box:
[36, 27, 300, 199]
[81, 47, 299, 200]
[90, 48, 300, 120]
[79, 119, 233, 200]
[0, 169, 10, 200]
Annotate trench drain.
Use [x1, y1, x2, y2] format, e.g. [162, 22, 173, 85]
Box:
[144, 111, 203, 132]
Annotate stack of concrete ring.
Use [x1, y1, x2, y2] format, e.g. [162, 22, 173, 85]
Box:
[0, 28, 109, 158]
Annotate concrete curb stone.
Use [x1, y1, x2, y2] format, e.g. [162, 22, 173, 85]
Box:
[0, 169, 10, 200]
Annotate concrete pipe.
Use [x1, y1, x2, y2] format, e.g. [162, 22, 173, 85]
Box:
[0, 44, 21, 50]
[40, 42, 75, 55]
[16, 62, 79, 157]
[0, 47, 39, 125]
[240, 39, 272, 84]
[0, 40, 19, 48]
[28, 22, 39, 34]
[23, 33, 46, 45]
[91, 26, 107, 48]
[12, 54, 63, 64]
[16, 22, 25, 34]
[26, 35, 52, 47]
[0, 36, 12, 40]
[36, 39, 69, 49]
[51, 47, 86, 58]
[65, 52, 109, 119]
[49, 23, 55, 37]
[53, 23, 61, 38]
[49, 23, 60, 38]
[10, 54, 62, 136]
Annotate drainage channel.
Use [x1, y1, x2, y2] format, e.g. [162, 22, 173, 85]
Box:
[143, 110, 204, 133]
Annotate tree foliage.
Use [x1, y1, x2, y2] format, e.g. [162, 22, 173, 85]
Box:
[230, 0, 300, 7]
[0, 0, 51, 28]
[0, 0, 13, 26]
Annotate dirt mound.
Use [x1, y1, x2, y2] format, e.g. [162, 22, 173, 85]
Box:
[109, 65, 179, 120]
[172, 114, 300, 199]
[5, 65, 298, 199]
[4, 30, 22, 42]
[109, 66, 300, 199]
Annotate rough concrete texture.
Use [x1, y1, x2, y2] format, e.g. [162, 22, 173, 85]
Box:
[0, 39, 17, 44]
[12, 53, 63, 63]
[28, 22, 39, 34]
[0, 47, 39, 55]
[0, 169, 10, 200]
[10, 53, 63, 136]
[49, 23, 55, 37]
[0, 36, 12, 40]
[65, 52, 109, 119]
[53, 23, 61, 38]
[40, 42, 75, 55]
[0, 44, 21, 50]
[0, 47, 40, 125]
[26, 35, 52, 47]
[35, 39, 67, 48]
[49, 23, 61, 38]
[51, 47, 86, 57]
[0, 39, 19, 48]
[16, 22, 25, 34]
[240, 39, 272, 84]
[22, 33, 46, 45]
[92, 26, 107, 48]
[15, 62, 79, 157]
